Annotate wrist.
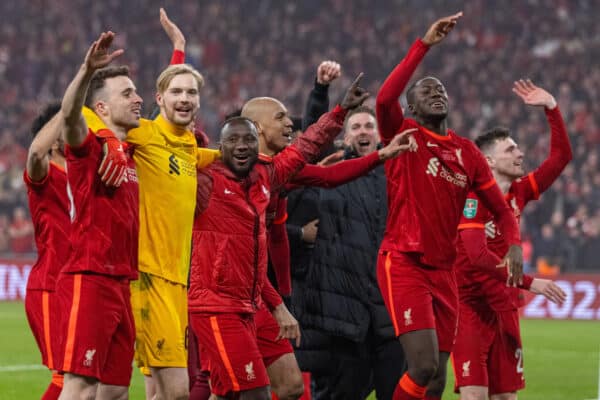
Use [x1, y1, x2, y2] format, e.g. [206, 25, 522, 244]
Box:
[377, 148, 387, 161]
[546, 98, 557, 110]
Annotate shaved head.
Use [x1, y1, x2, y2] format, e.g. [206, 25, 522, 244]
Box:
[241, 97, 293, 155]
[241, 97, 285, 123]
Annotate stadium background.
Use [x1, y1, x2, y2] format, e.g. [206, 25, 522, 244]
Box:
[0, 0, 598, 399]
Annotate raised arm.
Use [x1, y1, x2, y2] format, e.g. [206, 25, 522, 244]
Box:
[270, 74, 369, 189]
[512, 80, 572, 198]
[376, 12, 462, 143]
[160, 8, 186, 64]
[292, 128, 417, 188]
[302, 61, 340, 129]
[61, 32, 123, 147]
[26, 111, 63, 182]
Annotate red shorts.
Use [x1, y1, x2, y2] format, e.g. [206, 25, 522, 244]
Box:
[55, 273, 135, 386]
[25, 289, 62, 370]
[191, 312, 270, 396]
[255, 304, 294, 366]
[452, 303, 524, 394]
[376, 250, 458, 352]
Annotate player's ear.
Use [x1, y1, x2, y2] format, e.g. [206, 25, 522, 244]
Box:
[95, 101, 108, 117]
[155, 92, 164, 107]
[485, 154, 494, 167]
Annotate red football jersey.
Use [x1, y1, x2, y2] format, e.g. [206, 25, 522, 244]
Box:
[376, 38, 519, 270]
[62, 131, 139, 280]
[24, 162, 71, 291]
[455, 106, 571, 311]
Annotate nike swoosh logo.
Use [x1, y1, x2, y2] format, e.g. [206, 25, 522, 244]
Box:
[427, 141, 438, 147]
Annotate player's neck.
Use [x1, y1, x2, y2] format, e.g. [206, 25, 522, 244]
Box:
[418, 117, 448, 136]
[50, 152, 66, 169]
[494, 172, 513, 194]
[258, 140, 277, 157]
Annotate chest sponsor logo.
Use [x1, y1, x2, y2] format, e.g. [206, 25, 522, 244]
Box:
[425, 157, 467, 188]
[169, 154, 180, 175]
[463, 199, 478, 219]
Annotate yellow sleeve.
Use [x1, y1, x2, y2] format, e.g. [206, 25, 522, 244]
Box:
[125, 119, 154, 147]
[82, 106, 107, 132]
[197, 148, 221, 169]
[82, 107, 153, 147]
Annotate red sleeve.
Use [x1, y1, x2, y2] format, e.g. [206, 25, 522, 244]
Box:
[271, 106, 346, 189]
[268, 199, 292, 296]
[195, 171, 213, 215]
[292, 151, 380, 188]
[170, 50, 185, 65]
[469, 146, 520, 247]
[376, 39, 429, 144]
[261, 277, 283, 311]
[521, 106, 572, 203]
[459, 228, 533, 290]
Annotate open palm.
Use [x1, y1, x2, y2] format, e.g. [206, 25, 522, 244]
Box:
[85, 31, 124, 71]
[512, 79, 556, 108]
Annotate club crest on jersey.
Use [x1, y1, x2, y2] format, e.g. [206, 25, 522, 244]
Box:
[462, 360, 471, 377]
[404, 308, 413, 326]
[245, 361, 256, 381]
[463, 199, 478, 219]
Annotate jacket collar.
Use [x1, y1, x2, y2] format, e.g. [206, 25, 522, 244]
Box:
[211, 160, 260, 184]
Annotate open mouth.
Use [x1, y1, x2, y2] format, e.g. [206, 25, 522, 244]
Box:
[430, 101, 446, 110]
[282, 130, 293, 143]
[358, 138, 372, 149]
[132, 107, 141, 118]
[233, 154, 250, 165]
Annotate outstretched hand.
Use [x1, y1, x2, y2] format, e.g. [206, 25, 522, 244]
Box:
[512, 79, 557, 109]
[530, 278, 567, 306]
[378, 128, 418, 161]
[85, 32, 124, 72]
[317, 61, 341, 85]
[160, 7, 186, 51]
[340, 73, 370, 110]
[422, 12, 463, 46]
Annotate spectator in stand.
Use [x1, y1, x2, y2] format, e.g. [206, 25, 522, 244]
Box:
[8, 206, 34, 254]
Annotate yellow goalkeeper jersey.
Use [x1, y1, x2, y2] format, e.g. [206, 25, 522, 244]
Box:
[82, 107, 220, 285]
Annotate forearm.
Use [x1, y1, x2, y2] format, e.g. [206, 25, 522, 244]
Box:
[533, 106, 572, 194]
[268, 224, 292, 296]
[293, 105, 346, 163]
[61, 64, 93, 146]
[261, 278, 283, 311]
[26, 114, 63, 181]
[376, 39, 429, 142]
[292, 151, 380, 188]
[302, 80, 330, 130]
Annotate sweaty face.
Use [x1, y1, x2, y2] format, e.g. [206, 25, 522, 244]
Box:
[489, 137, 525, 179]
[220, 121, 259, 177]
[101, 76, 143, 131]
[344, 112, 379, 157]
[256, 100, 293, 154]
[157, 73, 200, 127]
[410, 77, 449, 120]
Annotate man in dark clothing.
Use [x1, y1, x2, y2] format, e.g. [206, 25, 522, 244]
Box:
[291, 107, 408, 400]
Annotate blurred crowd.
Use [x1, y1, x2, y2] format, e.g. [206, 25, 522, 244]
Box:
[0, 0, 597, 270]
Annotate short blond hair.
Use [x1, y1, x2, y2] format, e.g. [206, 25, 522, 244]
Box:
[156, 64, 205, 94]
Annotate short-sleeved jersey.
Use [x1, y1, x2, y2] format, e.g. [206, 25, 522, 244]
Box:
[62, 130, 139, 280]
[381, 124, 497, 269]
[24, 162, 70, 291]
[456, 174, 539, 310]
[83, 107, 220, 285]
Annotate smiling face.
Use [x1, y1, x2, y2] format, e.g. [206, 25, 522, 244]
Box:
[220, 118, 259, 177]
[100, 75, 143, 131]
[156, 72, 200, 127]
[241, 97, 293, 156]
[344, 111, 379, 157]
[488, 137, 525, 179]
[407, 77, 449, 121]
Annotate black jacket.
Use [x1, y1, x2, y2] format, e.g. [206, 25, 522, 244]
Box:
[291, 150, 394, 344]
